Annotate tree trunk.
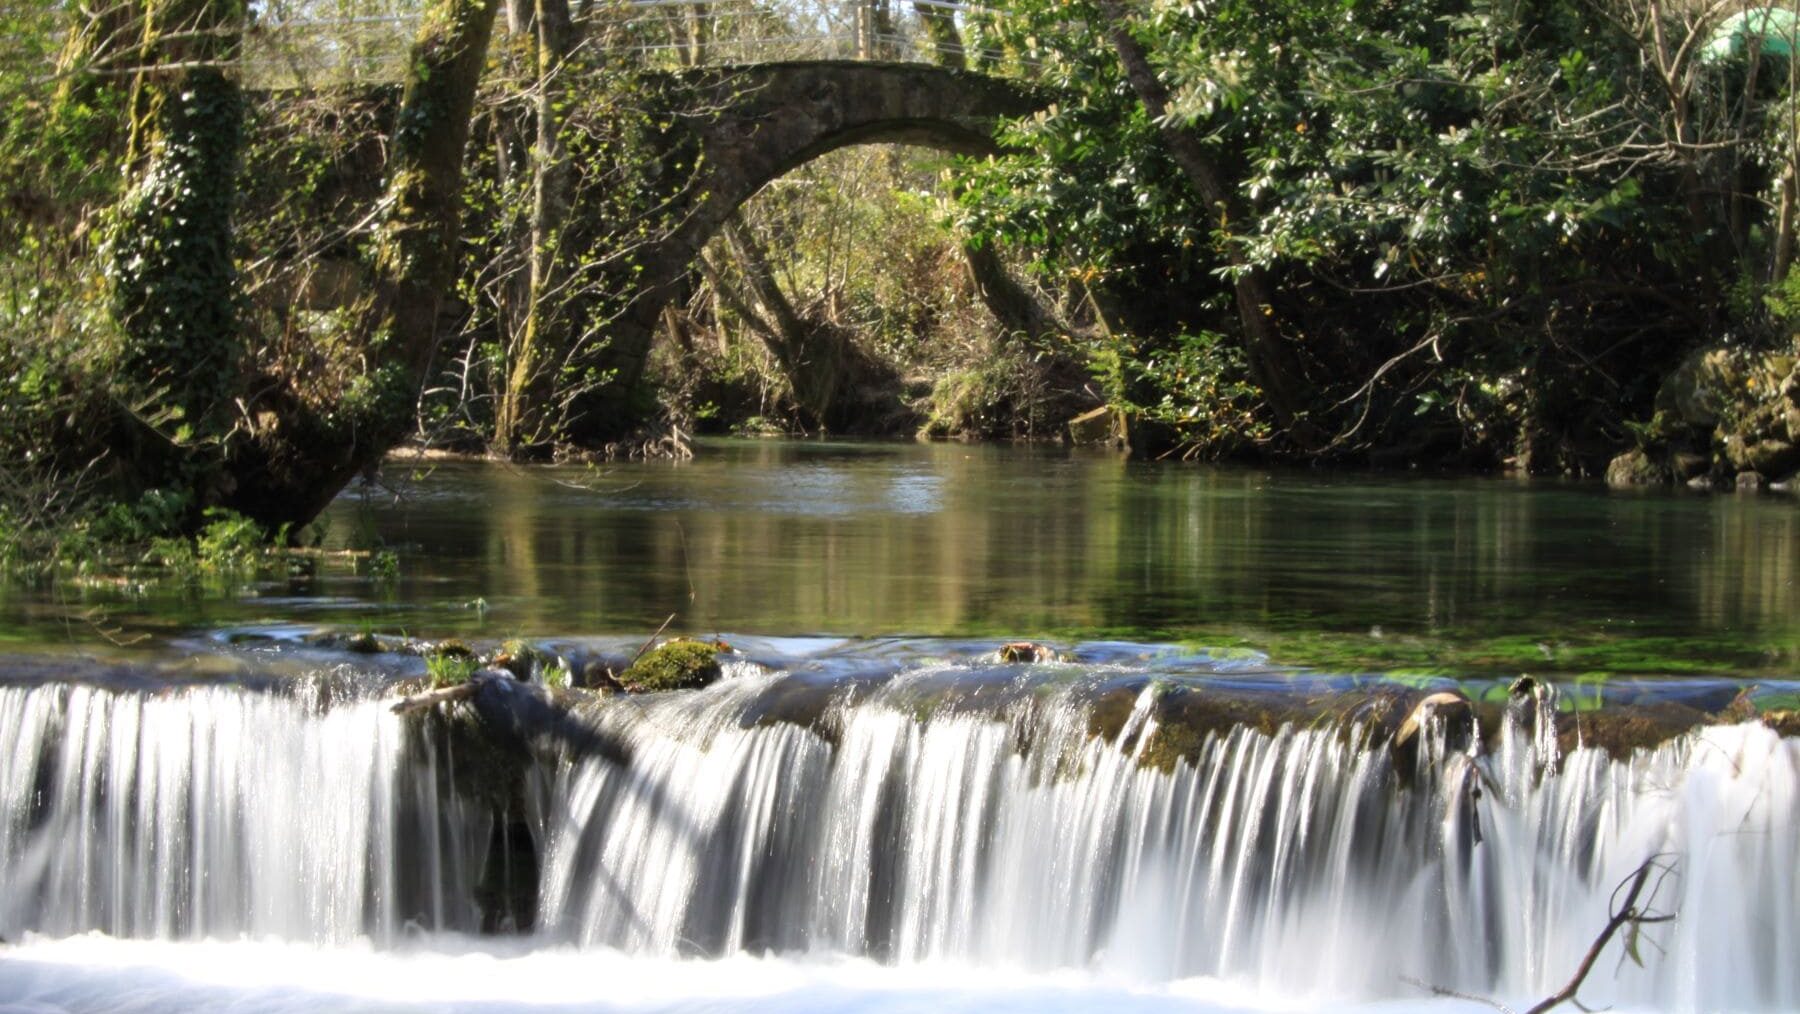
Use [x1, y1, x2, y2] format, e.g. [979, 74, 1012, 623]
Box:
[496, 0, 574, 456]
[368, 0, 500, 383]
[855, 0, 895, 59]
[1093, 0, 1317, 445]
[217, 0, 500, 526]
[721, 218, 840, 425]
[913, 1, 964, 70]
[963, 241, 1063, 342]
[1774, 166, 1797, 286]
[105, 0, 247, 506]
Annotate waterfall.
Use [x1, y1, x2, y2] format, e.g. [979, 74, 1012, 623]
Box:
[2, 662, 1797, 1011]
[0, 683, 490, 943]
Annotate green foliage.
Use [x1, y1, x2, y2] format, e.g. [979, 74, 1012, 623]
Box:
[1764, 265, 1800, 322]
[954, 0, 1785, 466]
[432, 43, 676, 451]
[541, 658, 573, 690]
[194, 510, 267, 571]
[133, 508, 268, 581]
[370, 550, 402, 583]
[916, 340, 1062, 440]
[425, 650, 480, 688]
[1110, 330, 1271, 457]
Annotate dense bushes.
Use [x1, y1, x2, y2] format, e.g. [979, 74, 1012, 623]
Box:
[957, 0, 1800, 468]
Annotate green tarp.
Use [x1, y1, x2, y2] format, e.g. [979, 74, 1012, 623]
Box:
[1703, 7, 1800, 63]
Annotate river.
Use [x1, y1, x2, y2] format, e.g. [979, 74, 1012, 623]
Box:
[1, 440, 1797, 1013]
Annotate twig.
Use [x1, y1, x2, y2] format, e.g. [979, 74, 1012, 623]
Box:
[628, 613, 677, 667]
[1400, 976, 1515, 1014]
[1523, 855, 1677, 1014]
[1404, 855, 1677, 1014]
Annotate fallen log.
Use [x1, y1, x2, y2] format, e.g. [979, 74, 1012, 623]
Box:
[390, 681, 479, 714]
[392, 671, 633, 769]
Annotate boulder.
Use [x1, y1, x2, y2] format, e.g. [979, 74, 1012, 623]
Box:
[1654, 348, 1743, 430]
[1605, 448, 1663, 487]
[1749, 438, 1800, 476]
[1067, 405, 1126, 447]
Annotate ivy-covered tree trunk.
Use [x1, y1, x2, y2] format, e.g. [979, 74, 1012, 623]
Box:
[1094, 0, 1317, 446]
[495, 0, 574, 456]
[106, 0, 247, 505]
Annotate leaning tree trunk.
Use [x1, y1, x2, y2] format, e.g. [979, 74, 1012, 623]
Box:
[1094, 0, 1317, 445]
[368, 0, 501, 384]
[216, 0, 501, 526]
[720, 217, 841, 425]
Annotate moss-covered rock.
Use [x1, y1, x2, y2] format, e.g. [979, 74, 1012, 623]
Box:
[1655, 347, 1744, 430]
[1605, 448, 1665, 487]
[617, 639, 725, 692]
[1619, 345, 1800, 486]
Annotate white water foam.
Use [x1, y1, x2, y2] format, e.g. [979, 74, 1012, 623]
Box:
[0, 933, 1532, 1014]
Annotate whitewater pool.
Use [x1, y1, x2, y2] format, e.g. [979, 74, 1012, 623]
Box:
[0, 935, 1649, 1014]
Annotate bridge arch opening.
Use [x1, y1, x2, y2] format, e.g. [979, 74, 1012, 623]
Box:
[581, 60, 1051, 439]
[642, 129, 1075, 439]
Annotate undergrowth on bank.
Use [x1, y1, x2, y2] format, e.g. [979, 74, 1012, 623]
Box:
[0, 496, 397, 594]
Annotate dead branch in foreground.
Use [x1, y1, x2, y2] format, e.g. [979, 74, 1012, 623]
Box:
[1407, 854, 1679, 1014]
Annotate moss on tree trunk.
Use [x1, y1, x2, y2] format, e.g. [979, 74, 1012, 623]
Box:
[495, 0, 574, 456]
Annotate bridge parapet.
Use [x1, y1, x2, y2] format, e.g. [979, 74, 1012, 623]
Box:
[242, 0, 1019, 89]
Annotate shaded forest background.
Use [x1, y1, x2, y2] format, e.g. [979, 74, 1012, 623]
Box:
[4, 0, 1800, 560]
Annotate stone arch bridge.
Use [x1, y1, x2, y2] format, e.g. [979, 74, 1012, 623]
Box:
[583, 59, 1047, 431]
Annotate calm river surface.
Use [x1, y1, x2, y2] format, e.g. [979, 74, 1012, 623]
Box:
[6, 438, 1798, 674]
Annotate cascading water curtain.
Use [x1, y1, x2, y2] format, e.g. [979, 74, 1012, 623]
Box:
[0, 683, 491, 943]
[534, 674, 1800, 1009]
[2, 669, 1797, 1011]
